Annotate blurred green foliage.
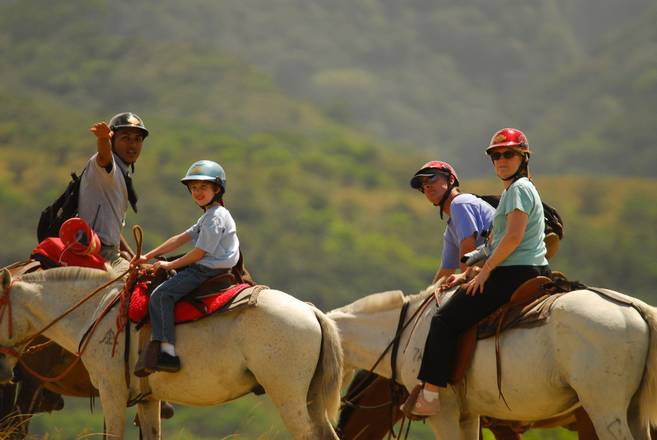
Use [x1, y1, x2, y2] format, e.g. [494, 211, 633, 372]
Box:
[1, 1, 656, 438]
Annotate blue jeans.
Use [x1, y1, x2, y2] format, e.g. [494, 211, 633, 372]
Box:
[149, 264, 226, 344]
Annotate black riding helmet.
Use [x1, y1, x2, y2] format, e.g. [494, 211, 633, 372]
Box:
[109, 112, 149, 139]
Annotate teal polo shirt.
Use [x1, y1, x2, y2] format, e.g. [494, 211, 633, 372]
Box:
[490, 177, 548, 267]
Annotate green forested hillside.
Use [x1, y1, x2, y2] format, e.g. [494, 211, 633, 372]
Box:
[527, 5, 657, 176]
[2, 0, 657, 178]
[1, 1, 657, 438]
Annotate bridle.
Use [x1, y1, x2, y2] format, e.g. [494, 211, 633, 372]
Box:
[0, 266, 131, 383]
[0, 226, 144, 385]
[339, 291, 436, 439]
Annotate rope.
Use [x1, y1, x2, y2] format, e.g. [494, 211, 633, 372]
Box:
[341, 294, 433, 407]
[0, 225, 146, 384]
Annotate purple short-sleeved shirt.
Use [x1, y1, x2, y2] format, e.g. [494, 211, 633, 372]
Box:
[441, 194, 495, 270]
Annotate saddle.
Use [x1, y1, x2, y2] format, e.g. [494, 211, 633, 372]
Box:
[131, 268, 266, 380]
[129, 267, 263, 326]
[450, 275, 563, 384]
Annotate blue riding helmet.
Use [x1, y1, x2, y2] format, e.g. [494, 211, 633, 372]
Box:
[180, 160, 227, 192]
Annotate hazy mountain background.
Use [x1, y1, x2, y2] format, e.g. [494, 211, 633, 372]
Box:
[1, 0, 656, 438]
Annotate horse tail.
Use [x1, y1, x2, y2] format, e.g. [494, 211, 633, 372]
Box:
[633, 301, 657, 430]
[308, 307, 343, 432]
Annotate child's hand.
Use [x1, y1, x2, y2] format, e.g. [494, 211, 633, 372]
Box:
[90, 122, 112, 140]
[152, 260, 173, 272]
[130, 255, 148, 267]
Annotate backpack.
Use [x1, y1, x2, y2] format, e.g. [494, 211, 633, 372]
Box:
[36, 169, 84, 242]
[476, 194, 564, 239]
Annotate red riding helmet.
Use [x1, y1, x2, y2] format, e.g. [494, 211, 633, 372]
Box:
[487, 128, 530, 153]
[410, 160, 460, 190]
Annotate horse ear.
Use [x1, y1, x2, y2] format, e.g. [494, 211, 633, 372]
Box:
[1, 269, 11, 290]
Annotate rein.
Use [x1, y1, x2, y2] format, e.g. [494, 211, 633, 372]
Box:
[340, 291, 435, 409]
[0, 267, 129, 382]
[0, 226, 144, 385]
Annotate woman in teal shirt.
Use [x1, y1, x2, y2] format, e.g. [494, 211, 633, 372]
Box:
[403, 127, 551, 417]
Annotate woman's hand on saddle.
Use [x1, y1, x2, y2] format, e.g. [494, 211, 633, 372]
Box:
[439, 273, 465, 291]
[439, 266, 477, 292]
[463, 265, 491, 295]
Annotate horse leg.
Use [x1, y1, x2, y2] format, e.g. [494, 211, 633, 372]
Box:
[426, 394, 471, 440]
[627, 395, 651, 440]
[460, 415, 480, 440]
[258, 376, 329, 440]
[578, 399, 634, 440]
[252, 362, 335, 439]
[97, 386, 127, 439]
[135, 399, 161, 440]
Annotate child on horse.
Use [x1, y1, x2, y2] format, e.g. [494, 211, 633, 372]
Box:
[133, 160, 241, 375]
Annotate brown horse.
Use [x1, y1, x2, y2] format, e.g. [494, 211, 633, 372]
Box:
[0, 336, 98, 438]
[337, 371, 600, 440]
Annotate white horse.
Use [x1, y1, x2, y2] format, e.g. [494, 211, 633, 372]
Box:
[0, 267, 343, 439]
[328, 284, 657, 440]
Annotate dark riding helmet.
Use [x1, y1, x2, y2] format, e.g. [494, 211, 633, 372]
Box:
[109, 112, 149, 139]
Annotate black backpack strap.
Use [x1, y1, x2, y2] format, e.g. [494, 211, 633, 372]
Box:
[474, 193, 564, 240]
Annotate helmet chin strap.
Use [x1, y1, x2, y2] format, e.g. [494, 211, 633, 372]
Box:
[203, 186, 225, 209]
[436, 176, 455, 219]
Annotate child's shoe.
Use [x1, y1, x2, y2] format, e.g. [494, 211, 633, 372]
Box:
[155, 352, 181, 372]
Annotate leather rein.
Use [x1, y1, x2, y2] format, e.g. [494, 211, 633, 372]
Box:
[340, 290, 436, 439]
[0, 226, 143, 384]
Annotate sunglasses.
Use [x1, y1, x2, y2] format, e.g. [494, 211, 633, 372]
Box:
[489, 150, 520, 161]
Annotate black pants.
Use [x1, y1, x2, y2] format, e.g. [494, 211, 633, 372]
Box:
[417, 265, 551, 387]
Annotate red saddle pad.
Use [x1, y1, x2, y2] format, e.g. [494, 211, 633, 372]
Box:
[129, 282, 251, 324]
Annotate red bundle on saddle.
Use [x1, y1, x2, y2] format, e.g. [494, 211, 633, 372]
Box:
[129, 282, 251, 324]
[31, 217, 106, 270]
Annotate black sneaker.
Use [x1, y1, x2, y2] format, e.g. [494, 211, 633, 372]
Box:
[154, 352, 181, 373]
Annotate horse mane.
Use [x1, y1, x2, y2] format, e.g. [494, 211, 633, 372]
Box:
[334, 290, 405, 314]
[18, 266, 117, 283]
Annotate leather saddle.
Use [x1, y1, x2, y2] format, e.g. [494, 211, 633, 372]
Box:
[450, 275, 554, 384]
